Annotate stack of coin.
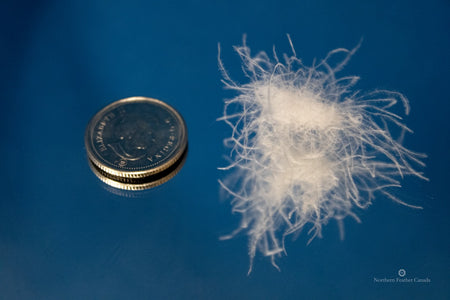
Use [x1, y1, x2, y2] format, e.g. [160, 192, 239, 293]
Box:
[85, 96, 188, 190]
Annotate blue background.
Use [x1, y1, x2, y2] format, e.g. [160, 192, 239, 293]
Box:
[1, 0, 449, 299]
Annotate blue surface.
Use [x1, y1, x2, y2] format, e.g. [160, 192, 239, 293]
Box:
[1, 0, 449, 299]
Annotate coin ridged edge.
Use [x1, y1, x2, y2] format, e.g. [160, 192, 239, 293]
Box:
[88, 145, 188, 190]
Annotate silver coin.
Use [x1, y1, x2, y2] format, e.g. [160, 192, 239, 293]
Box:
[85, 96, 187, 189]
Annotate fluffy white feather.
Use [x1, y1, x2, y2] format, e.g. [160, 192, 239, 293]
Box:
[218, 36, 427, 273]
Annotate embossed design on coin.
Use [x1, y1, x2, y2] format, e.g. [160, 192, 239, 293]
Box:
[85, 96, 187, 189]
